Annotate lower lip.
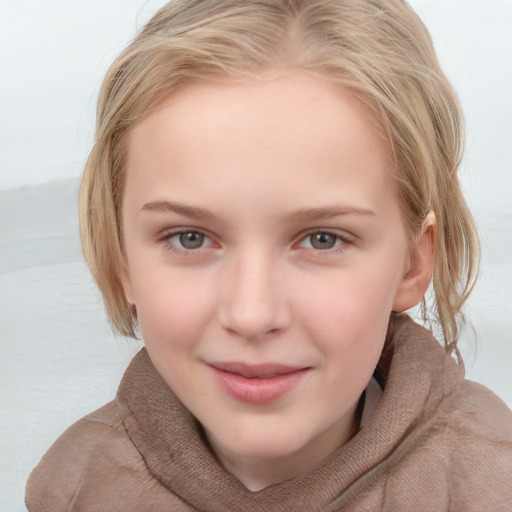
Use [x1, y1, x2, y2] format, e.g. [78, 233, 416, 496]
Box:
[211, 367, 309, 405]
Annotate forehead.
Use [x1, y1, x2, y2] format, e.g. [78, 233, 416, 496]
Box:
[124, 72, 396, 220]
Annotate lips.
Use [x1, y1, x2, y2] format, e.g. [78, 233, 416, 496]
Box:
[211, 362, 304, 378]
[209, 362, 310, 405]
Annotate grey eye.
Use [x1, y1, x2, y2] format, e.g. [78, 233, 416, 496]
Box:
[179, 231, 205, 249]
[309, 232, 337, 250]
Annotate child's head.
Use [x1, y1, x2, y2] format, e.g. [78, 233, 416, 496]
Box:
[80, 0, 478, 352]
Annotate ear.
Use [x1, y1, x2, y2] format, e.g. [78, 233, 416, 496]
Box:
[120, 261, 136, 306]
[392, 211, 436, 313]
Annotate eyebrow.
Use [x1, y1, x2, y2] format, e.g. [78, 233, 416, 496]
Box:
[141, 200, 376, 221]
[141, 201, 215, 219]
[286, 205, 377, 222]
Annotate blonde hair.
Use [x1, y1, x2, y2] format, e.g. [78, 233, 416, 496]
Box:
[80, 0, 479, 352]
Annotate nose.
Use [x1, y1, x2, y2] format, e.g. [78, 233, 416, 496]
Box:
[218, 251, 291, 340]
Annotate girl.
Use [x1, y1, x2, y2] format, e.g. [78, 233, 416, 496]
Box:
[26, 0, 512, 510]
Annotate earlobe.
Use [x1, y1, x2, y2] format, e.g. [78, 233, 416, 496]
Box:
[392, 211, 436, 313]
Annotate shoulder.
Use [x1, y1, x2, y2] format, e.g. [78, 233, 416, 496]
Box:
[449, 379, 512, 470]
[433, 379, 512, 509]
[455, 379, 512, 438]
[375, 378, 512, 511]
[25, 401, 146, 511]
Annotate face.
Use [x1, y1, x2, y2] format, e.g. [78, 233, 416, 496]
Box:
[121, 72, 426, 487]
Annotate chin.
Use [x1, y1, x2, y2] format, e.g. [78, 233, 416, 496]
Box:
[211, 422, 311, 459]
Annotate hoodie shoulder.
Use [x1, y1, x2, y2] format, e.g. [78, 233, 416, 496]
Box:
[446, 380, 512, 510]
[25, 401, 134, 511]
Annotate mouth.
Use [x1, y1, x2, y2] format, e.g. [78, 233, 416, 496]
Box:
[209, 362, 310, 404]
[210, 362, 306, 378]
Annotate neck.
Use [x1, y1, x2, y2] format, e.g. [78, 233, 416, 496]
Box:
[205, 402, 360, 491]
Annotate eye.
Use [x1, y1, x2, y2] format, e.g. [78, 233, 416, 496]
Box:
[166, 230, 213, 250]
[299, 231, 346, 251]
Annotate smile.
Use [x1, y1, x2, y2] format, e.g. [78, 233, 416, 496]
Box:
[209, 362, 310, 405]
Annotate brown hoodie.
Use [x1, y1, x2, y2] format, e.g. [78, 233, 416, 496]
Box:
[26, 316, 512, 511]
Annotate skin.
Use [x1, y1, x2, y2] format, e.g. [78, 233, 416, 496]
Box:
[121, 72, 435, 491]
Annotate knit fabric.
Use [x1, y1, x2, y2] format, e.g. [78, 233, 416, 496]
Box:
[26, 316, 512, 511]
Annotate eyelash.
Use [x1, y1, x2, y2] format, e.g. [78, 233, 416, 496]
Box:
[296, 230, 353, 254]
[158, 228, 354, 255]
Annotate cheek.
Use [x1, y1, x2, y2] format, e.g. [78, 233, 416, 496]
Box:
[131, 269, 218, 398]
[295, 265, 398, 375]
[297, 264, 399, 332]
[132, 268, 216, 348]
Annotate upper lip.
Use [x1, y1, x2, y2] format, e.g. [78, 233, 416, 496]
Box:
[209, 362, 307, 378]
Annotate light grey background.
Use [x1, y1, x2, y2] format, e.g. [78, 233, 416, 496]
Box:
[1, 1, 511, 510]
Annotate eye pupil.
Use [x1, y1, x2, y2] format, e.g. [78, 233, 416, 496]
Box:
[310, 232, 336, 250]
[179, 232, 204, 249]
